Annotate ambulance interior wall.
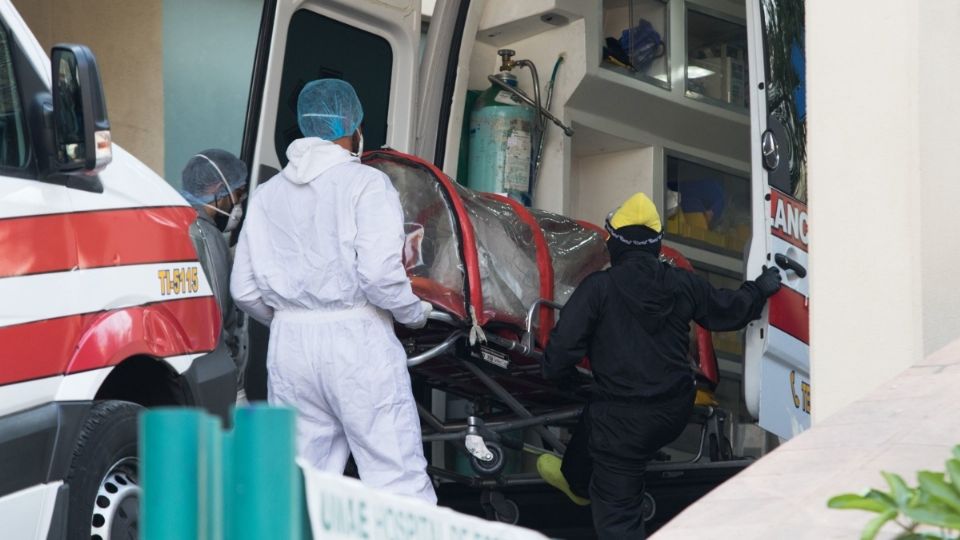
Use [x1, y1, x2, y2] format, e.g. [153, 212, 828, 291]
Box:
[14, 0, 166, 175]
[571, 145, 656, 226]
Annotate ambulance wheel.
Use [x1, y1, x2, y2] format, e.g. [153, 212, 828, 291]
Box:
[469, 442, 506, 477]
[65, 400, 142, 540]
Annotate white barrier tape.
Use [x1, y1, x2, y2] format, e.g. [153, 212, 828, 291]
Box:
[299, 459, 548, 540]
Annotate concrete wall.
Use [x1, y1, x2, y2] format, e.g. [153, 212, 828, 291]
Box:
[807, 0, 960, 422]
[163, 0, 262, 189]
[918, 2, 960, 356]
[13, 0, 165, 175]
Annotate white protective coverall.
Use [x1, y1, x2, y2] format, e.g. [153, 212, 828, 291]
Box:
[231, 137, 436, 503]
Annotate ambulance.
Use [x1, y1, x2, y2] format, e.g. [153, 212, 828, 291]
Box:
[0, 2, 235, 538]
[239, 0, 807, 528]
[243, 0, 807, 439]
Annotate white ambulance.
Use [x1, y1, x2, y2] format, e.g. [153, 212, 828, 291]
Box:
[0, 2, 235, 538]
[243, 0, 808, 440]
[239, 0, 808, 529]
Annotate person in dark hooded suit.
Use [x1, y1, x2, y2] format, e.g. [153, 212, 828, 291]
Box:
[537, 192, 782, 539]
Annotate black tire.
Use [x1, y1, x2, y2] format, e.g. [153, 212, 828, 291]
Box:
[65, 400, 143, 540]
[469, 442, 506, 477]
[494, 498, 520, 525]
[641, 492, 657, 522]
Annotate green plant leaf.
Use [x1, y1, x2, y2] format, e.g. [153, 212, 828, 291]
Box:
[901, 504, 960, 529]
[829, 491, 896, 513]
[883, 471, 914, 507]
[909, 487, 936, 508]
[952, 445, 960, 461]
[895, 534, 950, 540]
[918, 471, 960, 513]
[860, 509, 897, 540]
[946, 459, 960, 492]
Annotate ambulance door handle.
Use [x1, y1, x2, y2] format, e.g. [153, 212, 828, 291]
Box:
[774, 253, 807, 278]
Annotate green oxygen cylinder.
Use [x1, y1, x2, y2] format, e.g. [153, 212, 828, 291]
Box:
[467, 71, 536, 201]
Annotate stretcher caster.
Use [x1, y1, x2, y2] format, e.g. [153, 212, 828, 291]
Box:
[469, 441, 505, 477]
[464, 416, 506, 477]
[481, 489, 519, 525]
[641, 492, 656, 522]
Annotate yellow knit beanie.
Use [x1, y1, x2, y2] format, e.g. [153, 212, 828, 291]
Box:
[608, 192, 662, 233]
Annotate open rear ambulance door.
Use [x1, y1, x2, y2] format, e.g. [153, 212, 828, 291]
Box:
[744, 0, 809, 439]
[237, 0, 426, 399]
[240, 0, 423, 191]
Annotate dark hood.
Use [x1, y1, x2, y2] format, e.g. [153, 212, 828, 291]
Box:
[606, 250, 676, 333]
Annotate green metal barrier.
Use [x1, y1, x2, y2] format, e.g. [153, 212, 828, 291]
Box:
[141, 406, 304, 540]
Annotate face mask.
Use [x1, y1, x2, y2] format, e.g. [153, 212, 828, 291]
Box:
[209, 200, 244, 233]
[350, 131, 364, 158]
[194, 153, 244, 233]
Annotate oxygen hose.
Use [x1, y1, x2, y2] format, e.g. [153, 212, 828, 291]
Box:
[529, 54, 565, 200]
[510, 58, 545, 201]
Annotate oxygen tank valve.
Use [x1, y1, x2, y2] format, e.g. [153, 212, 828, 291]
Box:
[497, 49, 517, 71]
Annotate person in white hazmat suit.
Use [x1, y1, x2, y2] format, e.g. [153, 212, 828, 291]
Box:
[230, 79, 437, 503]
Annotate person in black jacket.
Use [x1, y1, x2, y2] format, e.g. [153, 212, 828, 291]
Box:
[537, 192, 782, 539]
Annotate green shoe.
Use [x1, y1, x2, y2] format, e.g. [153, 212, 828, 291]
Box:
[536, 454, 590, 506]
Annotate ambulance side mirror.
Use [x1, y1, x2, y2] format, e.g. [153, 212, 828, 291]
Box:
[51, 44, 112, 174]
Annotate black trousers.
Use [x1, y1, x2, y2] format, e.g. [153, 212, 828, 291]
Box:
[561, 383, 695, 539]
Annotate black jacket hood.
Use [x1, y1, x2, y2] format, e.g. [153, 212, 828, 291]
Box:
[607, 250, 676, 333]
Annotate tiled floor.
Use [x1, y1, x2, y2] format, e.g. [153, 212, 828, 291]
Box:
[652, 339, 960, 539]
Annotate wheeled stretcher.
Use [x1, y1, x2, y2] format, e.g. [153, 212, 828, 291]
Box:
[364, 150, 730, 522]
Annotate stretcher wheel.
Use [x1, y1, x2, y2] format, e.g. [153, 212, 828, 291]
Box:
[481, 489, 520, 525]
[494, 498, 520, 525]
[641, 492, 656, 522]
[469, 441, 505, 477]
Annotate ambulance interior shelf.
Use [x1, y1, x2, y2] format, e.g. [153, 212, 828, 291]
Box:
[601, 0, 670, 87]
[685, 7, 749, 109]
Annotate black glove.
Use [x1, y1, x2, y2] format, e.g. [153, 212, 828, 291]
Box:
[754, 266, 782, 298]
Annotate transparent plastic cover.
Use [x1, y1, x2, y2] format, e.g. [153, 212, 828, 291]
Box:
[456, 187, 540, 325]
[367, 159, 466, 319]
[530, 209, 609, 305]
[370, 155, 609, 327]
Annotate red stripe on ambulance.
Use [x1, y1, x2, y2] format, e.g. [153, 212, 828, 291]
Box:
[768, 285, 809, 344]
[0, 296, 219, 386]
[0, 206, 199, 278]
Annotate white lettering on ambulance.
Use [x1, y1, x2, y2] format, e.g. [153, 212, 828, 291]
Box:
[786, 204, 799, 240]
[772, 197, 808, 246]
[774, 199, 787, 233]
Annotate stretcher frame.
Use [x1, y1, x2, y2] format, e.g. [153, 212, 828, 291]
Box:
[363, 150, 735, 520]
